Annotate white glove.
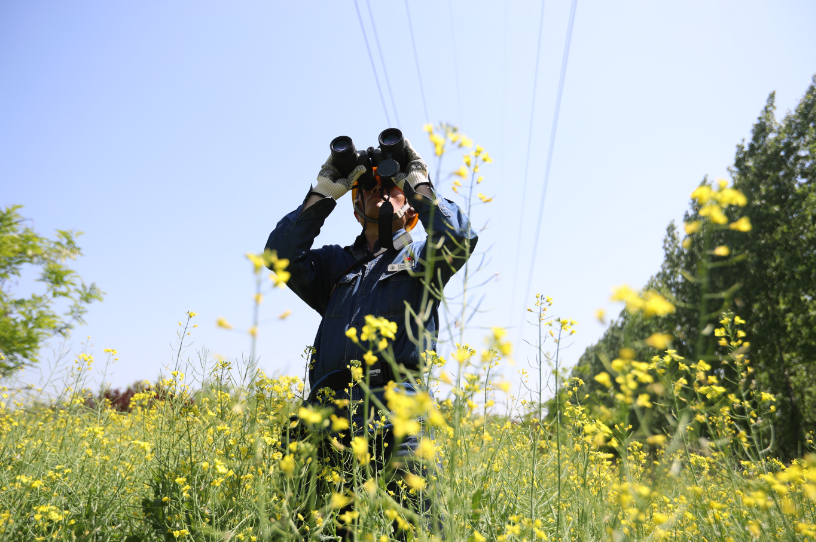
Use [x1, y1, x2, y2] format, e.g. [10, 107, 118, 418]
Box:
[393, 138, 430, 191]
[311, 155, 366, 200]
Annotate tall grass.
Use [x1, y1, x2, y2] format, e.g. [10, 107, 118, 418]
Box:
[1, 127, 815, 541]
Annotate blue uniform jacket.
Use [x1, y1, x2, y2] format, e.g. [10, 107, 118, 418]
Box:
[264, 183, 477, 395]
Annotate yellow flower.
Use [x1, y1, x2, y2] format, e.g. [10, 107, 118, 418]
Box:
[474, 145, 484, 156]
[423, 123, 433, 133]
[684, 221, 701, 234]
[330, 492, 353, 509]
[345, 327, 358, 343]
[278, 309, 292, 319]
[642, 292, 675, 318]
[645, 333, 672, 350]
[594, 308, 606, 323]
[729, 216, 752, 232]
[298, 405, 324, 425]
[280, 455, 295, 476]
[392, 418, 421, 438]
[216, 317, 233, 330]
[477, 175, 484, 184]
[453, 165, 468, 178]
[647, 435, 667, 446]
[636, 394, 653, 408]
[477, 193, 493, 203]
[482, 152, 493, 163]
[700, 204, 728, 225]
[363, 350, 377, 366]
[713, 245, 730, 257]
[330, 414, 349, 432]
[416, 438, 436, 460]
[715, 187, 747, 207]
[270, 270, 290, 287]
[611, 284, 645, 312]
[351, 437, 369, 465]
[403, 473, 426, 490]
[459, 135, 473, 148]
[337, 510, 359, 524]
[690, 185, 713, 204]
[246, 252, 265, 272]
[186, 311, 197, 318]
[652, 512, 668, 525]
[248, 326, 258, 338]
[594, 372, 612, 389]
[463, 154, 472, 167]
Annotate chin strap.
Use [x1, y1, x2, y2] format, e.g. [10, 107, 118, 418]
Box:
[353, 200, 411, 224]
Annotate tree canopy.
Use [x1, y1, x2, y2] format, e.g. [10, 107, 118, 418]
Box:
[572, 75, 816, 458]
[0, 205, 104, 376]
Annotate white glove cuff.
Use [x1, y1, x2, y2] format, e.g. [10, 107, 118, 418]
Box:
[403, 169, 427, 190]
[312, 179, 349, 200]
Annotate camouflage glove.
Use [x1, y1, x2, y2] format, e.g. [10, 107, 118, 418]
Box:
[393, 138, 430, 191]
[311, 155, 366, 200]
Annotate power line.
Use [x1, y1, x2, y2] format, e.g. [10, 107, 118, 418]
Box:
[509, 0, 547, 320]
[353, 0, 390, 126]
[448, 0, 463, 128]
[365, 0, 400, 127]
[522, 0, 579, 310]
[497, 0, 508, 195]
[404, 0, 430, 123]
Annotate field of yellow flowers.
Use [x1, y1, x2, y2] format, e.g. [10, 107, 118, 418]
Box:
[2, 126, 815, 541]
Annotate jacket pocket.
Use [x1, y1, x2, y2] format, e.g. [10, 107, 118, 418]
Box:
[327, 271, 361, 318]
[378, 269, 420, 318]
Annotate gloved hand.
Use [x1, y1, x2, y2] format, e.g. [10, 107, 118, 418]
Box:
[311, 156, 366, 200]
[393, 138, 430, 191]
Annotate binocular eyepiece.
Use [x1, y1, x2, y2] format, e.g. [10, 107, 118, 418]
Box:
[330, 128, 407, 191]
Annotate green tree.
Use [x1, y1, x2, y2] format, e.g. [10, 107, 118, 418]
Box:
[0, 205, 104, 376]
[572, 75, 816, 457]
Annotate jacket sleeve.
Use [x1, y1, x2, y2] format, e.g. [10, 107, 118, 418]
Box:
[402, 183, 478, 286]
[264, 197, 342, 316]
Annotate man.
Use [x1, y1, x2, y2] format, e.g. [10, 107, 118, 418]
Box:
[264, 136, 476, 536]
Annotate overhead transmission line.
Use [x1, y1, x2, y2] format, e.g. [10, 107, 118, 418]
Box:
[521, 0, 580, 313]
[509, 0, 548, 317]
[365, 0, 400, 127]
[404, 0, 430, 124]
[448, 0, 464, 128]
[353, 0, 391, 125]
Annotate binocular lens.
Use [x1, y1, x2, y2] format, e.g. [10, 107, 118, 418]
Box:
[379, 128, 403, 147]
[330, 136, 358, 176]
[331, 136, 353, 153]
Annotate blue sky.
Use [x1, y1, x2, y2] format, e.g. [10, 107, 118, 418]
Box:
[2, 0, 815, 390]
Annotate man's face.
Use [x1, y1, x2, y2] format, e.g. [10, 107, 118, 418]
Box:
[360, 183, 408, 220]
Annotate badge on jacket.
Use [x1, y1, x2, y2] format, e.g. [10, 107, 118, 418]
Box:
[387, 257, 417, 272]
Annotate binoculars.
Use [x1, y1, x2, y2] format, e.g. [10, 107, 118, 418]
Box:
[329, 128, 407, 191]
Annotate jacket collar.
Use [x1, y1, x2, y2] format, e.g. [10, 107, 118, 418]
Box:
[348, 228, 410, 259]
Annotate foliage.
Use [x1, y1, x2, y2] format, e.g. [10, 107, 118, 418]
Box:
[0, 205, 104, 376]
[573, 75, 816, 457]
[1, 308, 815, 541]
[3, 120, 816, 540]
